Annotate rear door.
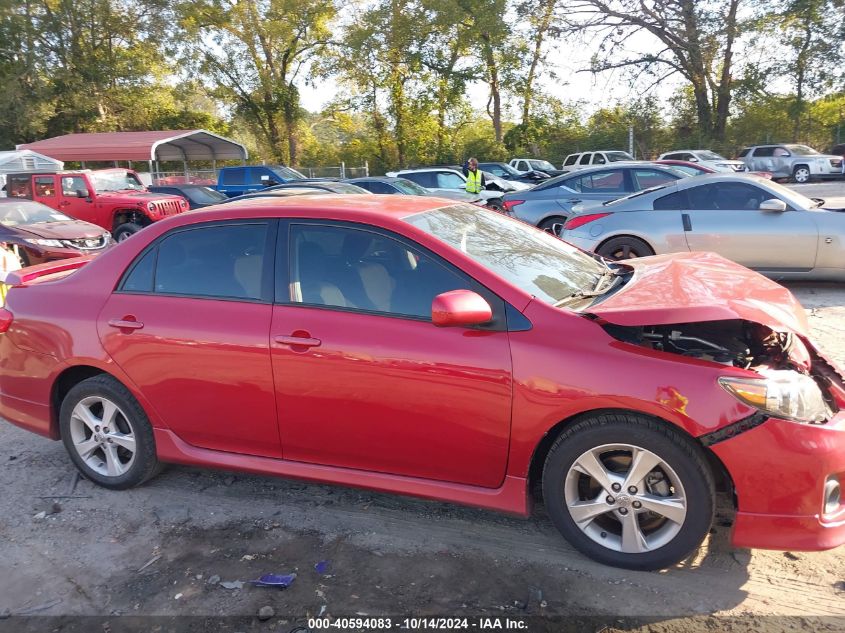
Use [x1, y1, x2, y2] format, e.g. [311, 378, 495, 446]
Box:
[681, 182, 819, 271]
[98, 220, 281, 457]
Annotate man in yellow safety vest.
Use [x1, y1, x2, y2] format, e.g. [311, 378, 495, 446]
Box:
[465, 158, 485, 194]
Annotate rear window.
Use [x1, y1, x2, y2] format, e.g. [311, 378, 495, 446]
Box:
[653, 190, 687, 210]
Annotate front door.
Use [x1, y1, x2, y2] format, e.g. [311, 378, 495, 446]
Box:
[682, 182, 818, 271]
[270, 221, 513, 488]
[59, 176, 100, 225]
[98, 220, 281, 457]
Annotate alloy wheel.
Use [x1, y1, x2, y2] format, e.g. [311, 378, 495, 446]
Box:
[564, 443, 687, 554]
[68, 396, 136, 477]
[793, 167, 810, 183]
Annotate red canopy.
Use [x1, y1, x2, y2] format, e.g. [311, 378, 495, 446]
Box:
[17, 130, 248, 163]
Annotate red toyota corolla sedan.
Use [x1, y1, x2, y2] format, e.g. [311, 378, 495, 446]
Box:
[1, 196, 844, 570]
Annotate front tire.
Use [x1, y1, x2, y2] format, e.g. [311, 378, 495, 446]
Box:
[596, 236, 654, 260]
[542, 413, 715, 570]
[792, 165, 811, 184]
[113, 222, 143, 242]
[60, 375, 161, 490]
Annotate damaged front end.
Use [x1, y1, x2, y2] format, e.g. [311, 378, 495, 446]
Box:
[603, 319, 844, 424]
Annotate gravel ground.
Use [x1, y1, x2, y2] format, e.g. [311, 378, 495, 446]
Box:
[1, 183, 844, 632]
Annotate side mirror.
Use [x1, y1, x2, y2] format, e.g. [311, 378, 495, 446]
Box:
[76, 189, 90, 198]
[759, 198, 787, 212]
[431, 289, 492, 327]
[688, 157, 699, 162]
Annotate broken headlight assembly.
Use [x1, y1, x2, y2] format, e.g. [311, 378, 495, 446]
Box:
[719, 369, 833, 424]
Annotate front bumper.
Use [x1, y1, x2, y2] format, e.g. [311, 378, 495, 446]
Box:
[711, 411, 845, 551]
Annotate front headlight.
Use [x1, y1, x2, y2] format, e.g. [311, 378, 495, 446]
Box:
[147, 202, 156, 211]
[102, 232, 112, 244]
[24, 238, 63, 248]
[719, 369, 832, 424]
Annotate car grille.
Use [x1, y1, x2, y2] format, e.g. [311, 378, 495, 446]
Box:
[155, 199, 183, 216]
[61, 236, 108, 251]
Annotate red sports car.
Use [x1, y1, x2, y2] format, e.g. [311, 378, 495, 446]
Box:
[1, 196, 843, 570]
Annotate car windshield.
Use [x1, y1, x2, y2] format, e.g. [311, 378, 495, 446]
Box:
[785, 145, 819, 156]
[271, 166, 306, 180]
[392, 179, 430, 195]
[606, 152, 634, 162]
[529, 160, 556, 171]
[186, 187, 227, 204]
[324, 183, 368, 193]
[483, 163, 521, 176]
[697, 151, 725, 160]
[665, 164, 704, 176]
[404, 203, 606, 305]
[91, 170, 145, 192]
[0, 200, 73, 226]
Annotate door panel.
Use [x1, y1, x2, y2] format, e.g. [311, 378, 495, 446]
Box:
[681, 183, 818, 270]
[98, 294, 280, 457]
[59, 176, 100, 225]
[270, 306, 512, 487]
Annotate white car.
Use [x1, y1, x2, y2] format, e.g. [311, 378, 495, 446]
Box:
[387, 168, 527, 210]
[561, 151, 636, 173]
[508, 158, 562, 176]
[658, 149, 746, 173]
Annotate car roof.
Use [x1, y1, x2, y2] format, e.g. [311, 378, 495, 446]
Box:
[397, 167, 462, 174]
[150, 184, 211, 189]
[345, 176, 403, 183]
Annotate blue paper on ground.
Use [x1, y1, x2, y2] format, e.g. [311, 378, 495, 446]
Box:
[251, 573, 297, 588]
[315, 560, 331, 574]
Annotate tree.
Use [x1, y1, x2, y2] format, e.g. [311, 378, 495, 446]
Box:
[180, 0, 335, 163]
[568, 0, 746, 141]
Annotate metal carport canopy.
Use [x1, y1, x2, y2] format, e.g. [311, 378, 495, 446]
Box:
[16, 130, 248, 163]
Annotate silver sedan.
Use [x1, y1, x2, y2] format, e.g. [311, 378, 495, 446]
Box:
[560, 173, 845, 280]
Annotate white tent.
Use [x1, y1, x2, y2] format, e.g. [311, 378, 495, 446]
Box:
[0, 150, 64, 196]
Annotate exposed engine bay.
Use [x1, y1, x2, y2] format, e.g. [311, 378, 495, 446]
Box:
[603, 319, 799, 370]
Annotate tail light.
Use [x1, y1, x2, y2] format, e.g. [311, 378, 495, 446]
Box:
[563, 212, 611, 230]
[0, 308, 13, 333]
[502, 199, 524, 214]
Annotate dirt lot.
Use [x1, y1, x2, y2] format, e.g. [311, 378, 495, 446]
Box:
[2, 183, 845, 632]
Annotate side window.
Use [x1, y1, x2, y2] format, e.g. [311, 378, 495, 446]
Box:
[151, 223, 268, 300]
[288, 224, 470, 319]
[249, 169, 268, 184]
[34, 176, 56, 197]
[663, 153, 682, 160]
[7, 175, 32, 198]
[567, 170, 624, 193]
[403, 172, 434, 188]
[737, 148, 751, 158]
[773, 147, 790, 157]
[485, 165, 506, 176]
[62, 176, 87, 197]
[121, 248, 157, 292]
[436, 172, 465, 189]
[221, 168, 245, 185]
[631, 169, 678, 190]
[686, 183, 769, 211]
[591, 154, 607, 165]
[578, 153, 592, 165]
[753, 147, 774, 158]
[563, 155, 578, 167]
[360, 181, 388, 194]
[653, 190, 687, 210]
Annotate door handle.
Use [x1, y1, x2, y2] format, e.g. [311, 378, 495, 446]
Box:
[567, 198, 582, 204]
[108, 318, 144, 330]
[274, 335, 321, 348]
[58, 201, 70, 207]
[682, 213, 692, 231]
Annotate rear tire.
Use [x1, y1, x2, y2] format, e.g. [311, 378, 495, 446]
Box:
[596, 236, 654, 260]
[486, 199, 505, 213]
[114, 222, 143, 242]
[538, 216, 567, 236]
[60, 375, 161, 490]
[542, 413, 715, 571]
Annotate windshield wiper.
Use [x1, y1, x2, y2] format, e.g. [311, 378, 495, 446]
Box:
[553, 268, 621, 308]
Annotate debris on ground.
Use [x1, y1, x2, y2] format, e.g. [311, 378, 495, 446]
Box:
[258, 605, 275, 621]
[315, 560, 331, 574]
[137, 554, 162, 573]
[251, 573, 297, 589]
[220, 580, 244, 590]
[206, 575, 221, 586]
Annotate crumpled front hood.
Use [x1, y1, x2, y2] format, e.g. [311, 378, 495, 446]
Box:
[15, 220, 104, 240]
[587, 252, 809, 336]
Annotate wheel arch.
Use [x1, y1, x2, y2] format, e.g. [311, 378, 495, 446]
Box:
[526, 407, 734, 504]
[50, 365, 109, 438]
[112, 209, 150, 232]
[594, 233, 656, 256]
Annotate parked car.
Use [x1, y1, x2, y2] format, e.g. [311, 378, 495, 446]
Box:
[3, 197, 845, 571]
[738, 145, 843, 183]
[214, 165, 307, 197]
[653, 160, 773, 180]
[387, 168, 508, 210]
[0, 198, 111, 266]
[561, 151, 636, 172]
[264, 182, 369, 194]
[502, 164, 686, 232]
[478, 162, 550, 183]
[345, 176, 483, 203]
[509, 158, 564, 177]
[561, 173, 845, 279]
[657, 150, 746, 173]
[148, 184, 228, 210]
[218, 189, 335, 204]
[5, 169, 188, 241]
